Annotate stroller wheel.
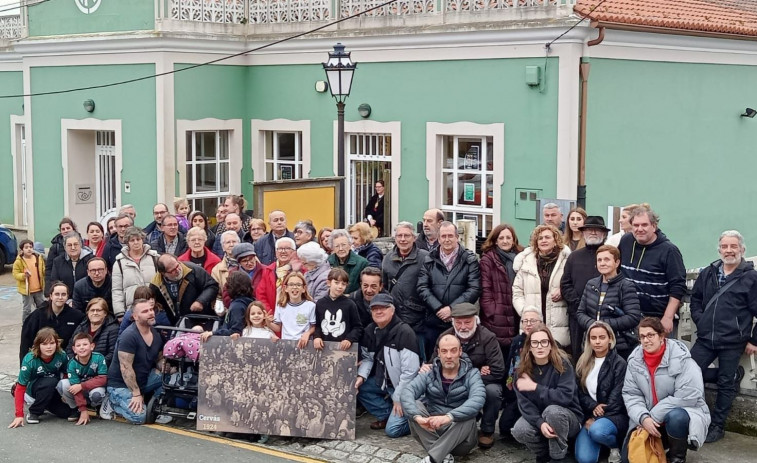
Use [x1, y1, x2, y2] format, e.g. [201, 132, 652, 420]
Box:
[145, 395, 158, 424]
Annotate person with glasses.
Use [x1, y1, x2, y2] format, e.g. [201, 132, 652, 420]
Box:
[499, 306, 544, 442]
[512, 322, 582, 463]
[102, 213, 135, 270]
[270, 272, 315, 346]
[622, 317, 710, 463]
[188, 210, 217, 251]
[242, 218, 267, 245]
[44, 217, 80, 283]
[254, 210, 295, 266]
[178, 226, 221, 274]
[112, 227, 160, 319]
[47, 233, 93, 299]
[72, 257, 112, 314]
[149, 254, 219, 324]
[67, 297, 119, 365]
[150, 214, 188, 257]
[328, 229, 369, 294]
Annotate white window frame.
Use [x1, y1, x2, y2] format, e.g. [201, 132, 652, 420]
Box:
[251, 119, 311, 182]
[184, 130, 231, 212]
[176, 119, 243, 205]
[263, 131, 304, 181]
[426, 122, 504, 234]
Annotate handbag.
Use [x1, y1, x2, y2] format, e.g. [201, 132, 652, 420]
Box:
[628, 428, 667, 463]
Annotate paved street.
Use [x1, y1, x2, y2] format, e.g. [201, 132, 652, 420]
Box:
[1, 269, 756, 463]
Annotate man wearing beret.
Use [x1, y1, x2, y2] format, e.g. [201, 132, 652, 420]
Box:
[425, 302, 504, 449]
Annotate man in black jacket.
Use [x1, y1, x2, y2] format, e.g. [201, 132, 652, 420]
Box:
[690, 230, 757, 443]
[254, 210, 294, 266]
[150, 254, 219, 324]
[417, 222, 480, 361]
[102, 213, 133, 270]
[150, 215, 188, 257]
[560, 216, 609, 356]
[72, 257, 112, 313]
[350, 267, 387, 328]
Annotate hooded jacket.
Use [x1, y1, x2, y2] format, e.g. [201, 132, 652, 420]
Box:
[150, 262, 219, 324]
[12, 252, 45, 295]
[358, 314, 421, 403]
[401, 355, 486, 422]
[512, 246, 571, 347]
[514, 357, 583, 429]
[382, 244, 429, 329]
[329, 250, 369, 294]
[437, 324, 505, 385]
[576, 274, 642, 354]
[690, 259, 757, 348]
[618, 230, 686, 317]
[72, 275, 113, 313]
[67, 315, 120, 365]
[111, 244, 159, 317]
[304, 260, 332, 302]
[46, 247, 93, 296]
[417, 246, 481, 329]
[479, 249, 518, 348]
[623, 339, 710, 448]
[577, 348, 628, 444]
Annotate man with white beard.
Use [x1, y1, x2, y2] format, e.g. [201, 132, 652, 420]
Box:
[559, 216, 610, 357]
[427, 302, 504, 449]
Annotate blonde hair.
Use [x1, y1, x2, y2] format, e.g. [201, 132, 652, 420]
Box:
[349, 222, 374, 245]
[173, 197, 189, 212]
[276, 272, 313, 307]
[575, 321, 617, 389]
[529, 224, 564, 252]
[250, 218, 267, 233]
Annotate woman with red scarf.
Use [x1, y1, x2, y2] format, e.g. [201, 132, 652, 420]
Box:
[621, 317, 710, 463]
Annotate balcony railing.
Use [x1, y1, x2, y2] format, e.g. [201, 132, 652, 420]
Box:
[0, 14, 22, 39]
[161, 0, 576, 25]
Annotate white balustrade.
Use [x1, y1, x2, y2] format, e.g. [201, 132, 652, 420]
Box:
[0, 15, 22, 39]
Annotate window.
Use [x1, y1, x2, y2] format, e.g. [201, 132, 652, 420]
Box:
[186, 130, 230, 215]
[441, 135, 494, 237]
[264, 131, 303, 180]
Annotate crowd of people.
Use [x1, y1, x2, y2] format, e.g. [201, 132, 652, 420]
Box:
[8, 197, 757, 463]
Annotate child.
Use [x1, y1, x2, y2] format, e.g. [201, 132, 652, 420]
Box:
[271, 272, 316, 348]
[57, 333, 108, 426]
[163, 325, 204, 362]
[174, 197, 190, 231]
[12, 239, 46, 321]
[313, 268, 363, 351]
[240, 301, 277, 340]
[201, 271, 254, 343]
[9, 328, 69, 427]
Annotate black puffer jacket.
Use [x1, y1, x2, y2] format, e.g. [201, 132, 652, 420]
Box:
[690, 259, 757, 349]
[46, 250, 94, 296]
[72, 275, 113, 313]
[44, 233, 68, 282]
[382, 245, 429, 329]
[417, 247, 480, 329]
[19, 303, 86, 363]
[576, 349, 628, 445]
[67, 315, 120, 365]
[576, 274, 642, 354]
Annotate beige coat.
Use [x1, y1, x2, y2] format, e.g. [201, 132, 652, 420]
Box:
[512, 245, 571, 347]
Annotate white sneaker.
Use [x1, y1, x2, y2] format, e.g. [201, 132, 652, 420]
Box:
[99, 396, 114, 420]
[442, 455, 455, 463]
[155, 414, 173, 424]
[608, 448, 621, 463]
[419, 457, 432, 463]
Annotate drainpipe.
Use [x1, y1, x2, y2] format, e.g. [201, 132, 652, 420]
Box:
[577, 59, 590, 209]
[588, 25, 605, 47]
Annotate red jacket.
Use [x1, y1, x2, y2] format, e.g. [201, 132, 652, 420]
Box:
[479, 250, 518, 348]
[220, 264, 277, 316]
[178, 247, 221, 275]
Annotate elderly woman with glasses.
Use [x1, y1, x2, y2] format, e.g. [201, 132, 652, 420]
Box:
[327, 229, 369, 294]
[621, 317, 710, 463]
[179, 226, 221, 274]
[47, 233, 93, 298]
[66, 297, 119, 365]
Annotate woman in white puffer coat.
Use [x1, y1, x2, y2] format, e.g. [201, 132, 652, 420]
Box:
[111, 227, 159, 318]
[512, 224, 571, 347]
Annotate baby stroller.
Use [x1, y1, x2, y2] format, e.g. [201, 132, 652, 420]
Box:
[145, 314, 221, 424]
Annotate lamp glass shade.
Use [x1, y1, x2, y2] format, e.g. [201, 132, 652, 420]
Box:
[322, 43, 357, 100]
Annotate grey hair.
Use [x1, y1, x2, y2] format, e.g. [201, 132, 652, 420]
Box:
[394, 221, 417, 237]
[115, 213, 134, 225]
[276, 236, 296, 250]
[521, 306, 543, 321]
[123, 226, 145, 243]
[294, 220, 317, 238]
[186, 226, 207, 242]
[63, 232, 82, 245]
[329, 229, 352, 249]
[719, 230, 746, 252]
[297, 241, 327, 265]
[119, 204, 135, 213]
[439, 221, 458, 234]
[221, 230, 240, 244]
[542, 202, 560, 211]
[630, 207, 659, 227]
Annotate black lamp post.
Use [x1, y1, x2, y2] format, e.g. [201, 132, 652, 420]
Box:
[323, 43, 357, 228]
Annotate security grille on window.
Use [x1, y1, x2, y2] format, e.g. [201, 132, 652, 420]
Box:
[186, 131, 230, 215]
[441, 135, 494, 237]
[264, 131, 303, 180]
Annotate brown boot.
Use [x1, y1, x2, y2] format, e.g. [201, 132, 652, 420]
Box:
[478, 431, 494, 449]
[370, 419, 388, 430]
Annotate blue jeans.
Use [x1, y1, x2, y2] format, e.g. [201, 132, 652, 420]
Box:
[357, 377, 410, 437]
[575, 418, 619, 463]
[662, 407, 690, 439]
[106, 370, 163, 424]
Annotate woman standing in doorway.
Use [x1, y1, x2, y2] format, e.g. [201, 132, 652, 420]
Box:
[364, 180, 385, 237]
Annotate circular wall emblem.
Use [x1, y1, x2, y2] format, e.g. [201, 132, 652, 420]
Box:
[75, 0, 102, 14]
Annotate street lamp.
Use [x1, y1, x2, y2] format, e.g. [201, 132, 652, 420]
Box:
[323, 43, 357, 228]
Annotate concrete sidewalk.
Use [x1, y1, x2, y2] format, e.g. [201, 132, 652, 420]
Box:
[1, 276, 756, 463]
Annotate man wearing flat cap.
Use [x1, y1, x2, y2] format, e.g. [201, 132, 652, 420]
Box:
[230, 242, 276, 315]
[356, 293, 421, 438]
[560, 215, 610, 357]
[427, 302, 504, 449]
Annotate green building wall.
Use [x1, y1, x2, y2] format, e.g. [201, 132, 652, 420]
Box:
[29, 64, 157, 241]
[584, 58, 757, 268]
[28, 0, 154, 37]
[0, 71, 23, 224]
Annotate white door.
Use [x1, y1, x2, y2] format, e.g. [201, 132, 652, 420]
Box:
[19, 124, 28, 226]
[347, 133, 391, 230]
[95, 131, 117, 218]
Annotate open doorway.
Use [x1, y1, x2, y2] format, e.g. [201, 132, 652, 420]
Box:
[347, 132, 391, 237]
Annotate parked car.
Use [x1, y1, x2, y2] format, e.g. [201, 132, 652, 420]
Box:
[0, 225, 18, 273]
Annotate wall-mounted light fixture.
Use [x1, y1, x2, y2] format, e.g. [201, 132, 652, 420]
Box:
[741, 107, 756, 118]
[315, 81, 328, 93]
[358, 103, 371, 118]
[83, 99, 96, 113]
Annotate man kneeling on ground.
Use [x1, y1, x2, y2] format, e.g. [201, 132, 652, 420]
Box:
[401, 334, 486, 463]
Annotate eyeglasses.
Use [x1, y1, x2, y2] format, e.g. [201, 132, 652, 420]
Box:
[88, 268, 106, 273]
[165, 264, 181, 274]
[333, 243, 350, 250]
[164, 223, 179, 228]
[276, 248, 294, 253]
[638, 333, 659, 341]
[88, 308, 105, 313]
[286, 283, 303, 288]
[530, 339, 551, 348]
[521, 318, 540, 325]
[66, 243, 81, 249]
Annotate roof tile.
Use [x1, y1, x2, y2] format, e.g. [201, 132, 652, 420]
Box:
[574, 0, 757, 37]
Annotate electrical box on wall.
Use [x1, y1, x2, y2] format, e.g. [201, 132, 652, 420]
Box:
[525, 65, 542, 87]
[515, 188, 542, 220]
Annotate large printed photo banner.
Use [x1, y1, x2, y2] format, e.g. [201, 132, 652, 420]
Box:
[197, 337, 358, 439]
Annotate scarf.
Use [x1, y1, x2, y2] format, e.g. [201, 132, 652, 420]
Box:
[275, 263, 292, 288]
[440, 246, 459, 272]
[643, 340, 667, 405]
[495, 248, 517, 283]
[537, 248, 560, 316]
